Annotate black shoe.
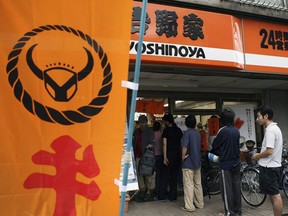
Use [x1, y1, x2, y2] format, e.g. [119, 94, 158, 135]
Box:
[142, 193, 151, 201]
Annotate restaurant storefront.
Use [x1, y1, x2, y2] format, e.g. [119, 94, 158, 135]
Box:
[129, 1, 288, 144]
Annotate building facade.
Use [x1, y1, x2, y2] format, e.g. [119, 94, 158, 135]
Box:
[129, 0, 288, 146]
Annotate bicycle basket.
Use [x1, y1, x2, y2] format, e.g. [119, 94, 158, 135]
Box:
[245, 140, 255, 151]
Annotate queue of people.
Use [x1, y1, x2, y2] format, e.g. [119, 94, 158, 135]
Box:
[133, 113, 205, 211]
[132, 105, 284, 216]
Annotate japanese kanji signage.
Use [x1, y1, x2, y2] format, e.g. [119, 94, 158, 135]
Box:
[130, 2, 245, 70]
[243, 19, 288, 74]
[0, 0, 132, 215]
[130, 2, 288, 74]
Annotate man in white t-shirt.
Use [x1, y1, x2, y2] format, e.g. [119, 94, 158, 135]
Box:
[252, 106, 283, 216]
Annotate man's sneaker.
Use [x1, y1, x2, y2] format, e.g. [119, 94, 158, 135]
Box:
[181, 206, 195, 212]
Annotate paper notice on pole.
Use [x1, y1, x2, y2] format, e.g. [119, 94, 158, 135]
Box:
[119, 121, 139, 192]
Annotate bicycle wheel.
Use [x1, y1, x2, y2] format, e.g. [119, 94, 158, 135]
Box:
[240, 167, 266, 207]
[204, 168, 221, 195]
[282, 171, 288, 198]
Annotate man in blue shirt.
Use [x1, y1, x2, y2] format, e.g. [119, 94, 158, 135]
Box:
[181, 115, 204, 212]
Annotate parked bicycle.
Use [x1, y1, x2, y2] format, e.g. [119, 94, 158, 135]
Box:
[240, 140, 266, 207]
[201, 152, 221, 198]
[281, 161, 288, 198]
[280, 145, 288, 198]
[240, 159, 267, 207]
[241, 142, 288, 207]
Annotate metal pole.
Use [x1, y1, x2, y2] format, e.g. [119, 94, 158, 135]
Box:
[119, 0, 148, 215]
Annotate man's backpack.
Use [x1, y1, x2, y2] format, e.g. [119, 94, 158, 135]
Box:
[138, 149, 155, 176]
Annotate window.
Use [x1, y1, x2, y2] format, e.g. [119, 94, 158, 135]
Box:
[174, 100, 216, 110]
[223, 101, 258, 106]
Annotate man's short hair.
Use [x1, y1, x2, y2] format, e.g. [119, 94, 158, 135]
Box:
[152, 121, 161, 131]
[256, 106, 274, 120]
[162, 114, 174, 124]
[138, 115, 148, 123]
[185, 115, 196, 128]
[221, 110, 235, 126]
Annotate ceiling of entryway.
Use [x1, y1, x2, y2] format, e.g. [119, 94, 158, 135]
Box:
[128, 64, 288, 94]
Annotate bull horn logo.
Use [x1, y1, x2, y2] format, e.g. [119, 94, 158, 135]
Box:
[26, 44, 94, 102]
[5, 25, 112, 125]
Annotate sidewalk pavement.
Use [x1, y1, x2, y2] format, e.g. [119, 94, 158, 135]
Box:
[126, 191, 288, 216]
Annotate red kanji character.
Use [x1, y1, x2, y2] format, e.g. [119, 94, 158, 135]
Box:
[24, 135, 101, 216]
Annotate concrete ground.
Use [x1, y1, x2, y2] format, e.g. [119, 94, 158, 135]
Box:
[126, 191, 288, 216]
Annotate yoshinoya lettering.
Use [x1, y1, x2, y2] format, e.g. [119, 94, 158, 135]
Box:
[130, 40, 206, 59]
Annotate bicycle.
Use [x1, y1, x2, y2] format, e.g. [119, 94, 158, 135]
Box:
[240, 141, 267, 207]
[240, 159, 267, 207]
[281, 162, 288, 198]
[201, 152, 221, 197]
[280, 146, 288, 198]
[204, 166, 221, 195]
[240, 143, 288, 206]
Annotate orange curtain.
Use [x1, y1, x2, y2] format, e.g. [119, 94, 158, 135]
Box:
[200, 130, 208, 151]
[208, 117, 220, 136]
[136, 99, 164, 114]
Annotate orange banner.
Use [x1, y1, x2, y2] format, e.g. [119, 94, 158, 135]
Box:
[130, 1, 244, 70]
[208, 117, 220, 136]
[136, 99, 164, 114]
[243, 18, 288, 74]
[0, 0, 132, 215]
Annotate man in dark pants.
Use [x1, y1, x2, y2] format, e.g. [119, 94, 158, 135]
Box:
[152, 121, 164, 200]
[211, 110, 241, 216]
[160, 114, 183, 201]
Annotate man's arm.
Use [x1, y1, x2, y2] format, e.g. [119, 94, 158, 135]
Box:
[210, 131, 224, 156]
[163, 138, 169, 165]
[146, 129, 155, 149]
[182, 147, 188, 161]
[252, 147, 273, 160]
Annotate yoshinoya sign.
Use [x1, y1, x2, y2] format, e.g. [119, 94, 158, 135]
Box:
[130, 40, 206, 59]
[130, 2, 288, 75]
[130, 1, 244, 70]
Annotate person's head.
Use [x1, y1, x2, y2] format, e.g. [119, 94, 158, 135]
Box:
[138, 115, 148, 129]
[185, 115, 197, 129]
[162, 114, 174, 127]
[220, 109, 235, 127]
[196, 122, 203, 131]
[152, 121, 161, 131]
[256, 106, 273, 126]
